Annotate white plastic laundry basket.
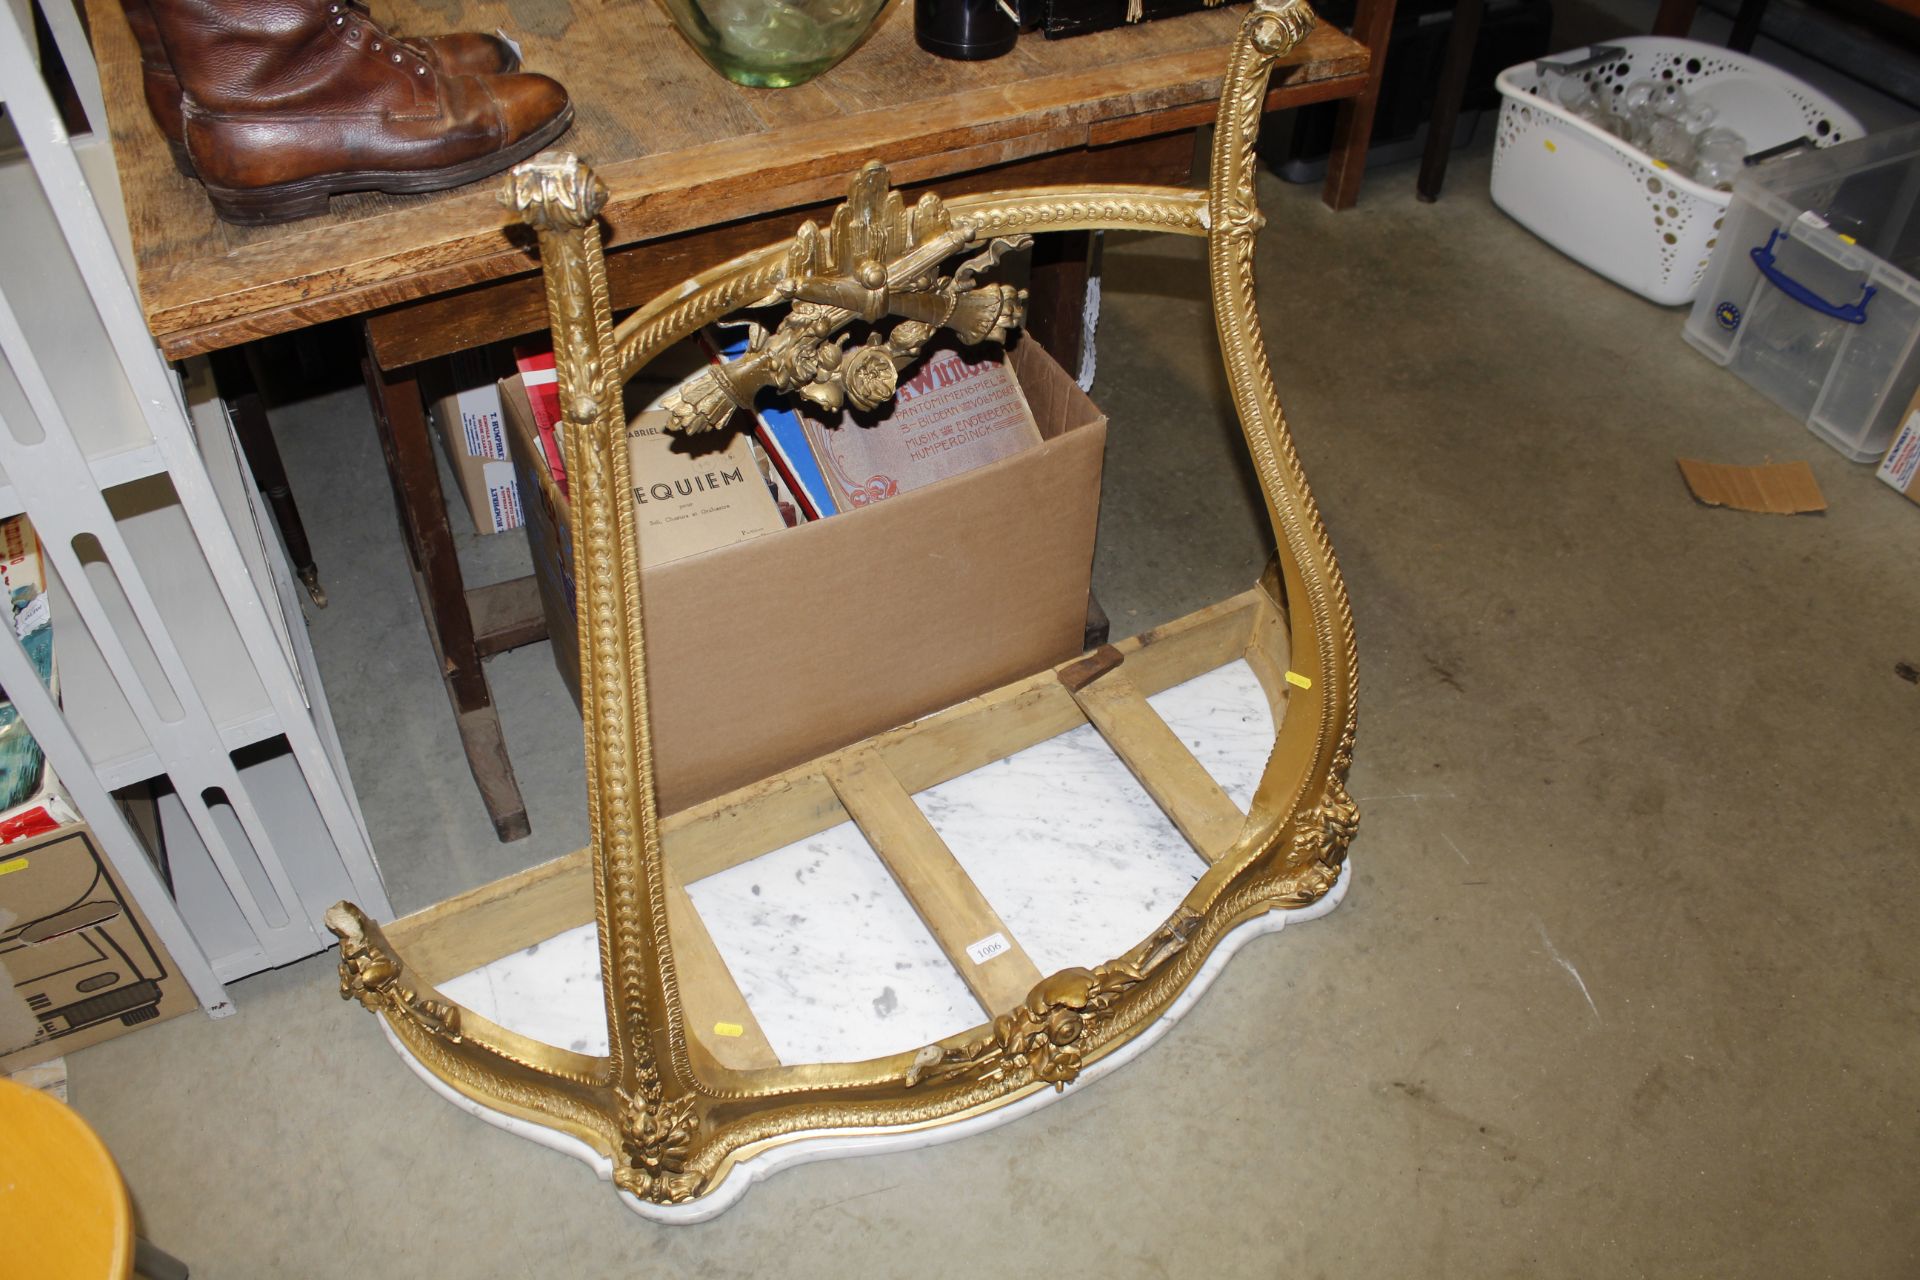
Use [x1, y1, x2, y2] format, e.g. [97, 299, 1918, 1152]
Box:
[1491, 37, 1864, 305]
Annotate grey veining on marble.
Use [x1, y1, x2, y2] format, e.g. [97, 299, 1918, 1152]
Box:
[1145, 658, 1276, 812]
[914, 741, 1203, 978]
[684, 821, 987, 1066]
[440, 659, 1275, 1063]
[439, 922, 608, 1056]
[915, 660, 1269, 976]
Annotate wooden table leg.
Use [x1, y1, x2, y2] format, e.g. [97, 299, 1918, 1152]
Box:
[1728, 0, 1768, 51]
[1651, 0, 1698, 37]
[1324, 0, 1398, 210]
[1416, 0, 1486, 203]
[361, 328, 531, 843]
[209, 347, 327, 607]
[1026, 229, 1102, 379]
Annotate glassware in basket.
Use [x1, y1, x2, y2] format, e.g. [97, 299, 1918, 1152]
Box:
[1540, 61, 1747, 190]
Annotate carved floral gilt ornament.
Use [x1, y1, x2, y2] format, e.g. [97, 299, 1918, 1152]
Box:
[660, 161, 1031, 434]
[615, 1062, 701, 1204]
[329, 903, 462, 1044]
[326, 0, 1360, 1220]
[905, 911, 1203, 1090]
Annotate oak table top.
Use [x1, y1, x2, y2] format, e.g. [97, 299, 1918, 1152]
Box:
[83, 0, 1371, 361]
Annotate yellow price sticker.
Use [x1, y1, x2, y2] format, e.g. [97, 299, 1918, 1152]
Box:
[713, 1022, 745, 1038]
[0, 857, 26, 876]
[1284, 671, 1313, 690]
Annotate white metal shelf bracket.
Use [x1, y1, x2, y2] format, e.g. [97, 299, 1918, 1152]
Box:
[0, 0, 393, 1003]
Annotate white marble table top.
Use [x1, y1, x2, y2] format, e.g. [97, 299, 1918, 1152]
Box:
[440, 659, 1278, 1064]
[414, 656, 1355, 1220]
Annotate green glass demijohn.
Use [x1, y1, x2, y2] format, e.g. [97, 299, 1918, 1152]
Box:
[660, 0, 891, 87]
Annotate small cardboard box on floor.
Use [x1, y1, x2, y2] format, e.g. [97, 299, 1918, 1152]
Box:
[1877, 389, 1920, 505]
[2, 822, 196, 1071]
[501, 337, 1107, 815]
[430, 347, 524, 534]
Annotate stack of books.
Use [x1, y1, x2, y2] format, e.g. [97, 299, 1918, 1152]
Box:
[702, 330, 1044, 527]
[510, 332, 1046, 570]
[513, 340, 790, 571]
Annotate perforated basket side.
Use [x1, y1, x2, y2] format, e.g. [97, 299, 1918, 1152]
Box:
[1491, 37, 1864, 304]
[1493, 90, 1729, 303]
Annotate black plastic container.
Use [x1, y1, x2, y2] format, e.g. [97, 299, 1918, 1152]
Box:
[916, 0, 1018, 60]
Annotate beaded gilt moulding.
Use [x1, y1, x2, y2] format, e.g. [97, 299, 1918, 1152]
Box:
[325, 0, 1359, 1221]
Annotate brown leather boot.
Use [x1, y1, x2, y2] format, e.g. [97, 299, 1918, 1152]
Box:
[121, 0, 524, 179]
[120, 0, 191, 173]
[145, 0, 571, 225]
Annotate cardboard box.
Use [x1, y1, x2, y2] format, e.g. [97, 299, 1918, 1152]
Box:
[431, 349, 525, 535]
[1877, 393, 1920, 505]
[2, 823, 195, 1071]
[502, 336, 1107, 815]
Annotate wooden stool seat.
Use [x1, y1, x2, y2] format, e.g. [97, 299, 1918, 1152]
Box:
[0, 1076, 189, 1279]
[0, 1076, 134, 1280]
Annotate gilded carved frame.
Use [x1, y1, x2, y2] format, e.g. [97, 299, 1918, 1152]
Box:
[326, 0, 1357, 1213]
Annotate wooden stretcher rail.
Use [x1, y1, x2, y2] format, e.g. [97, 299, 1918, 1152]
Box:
[1072, 668, 1246, 861]
[666, 875, 781, 1070]
[825, 747, 1045, 1015]
[387, 588, 1285, 1011]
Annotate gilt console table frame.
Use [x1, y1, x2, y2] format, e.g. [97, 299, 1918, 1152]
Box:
[83, 0, 1392, 842]
[325, 0, 1359, 1218]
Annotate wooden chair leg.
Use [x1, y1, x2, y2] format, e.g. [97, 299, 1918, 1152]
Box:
[1651, 0, 1699, 38]
[1026, 228, 1099, 378]
[1083, 590, 1111, 652]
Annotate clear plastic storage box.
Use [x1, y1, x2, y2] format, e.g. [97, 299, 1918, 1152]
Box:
[1684, 122, 1920, 463]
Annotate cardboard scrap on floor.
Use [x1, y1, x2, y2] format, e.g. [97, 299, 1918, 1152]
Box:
[6, 1058, 66, 1102]
[1677, 459, 1827, 514]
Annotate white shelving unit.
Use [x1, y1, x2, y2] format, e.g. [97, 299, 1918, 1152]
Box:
[0, 0, 392, 1011]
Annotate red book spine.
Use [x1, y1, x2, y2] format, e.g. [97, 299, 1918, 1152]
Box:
[513, 346, 568, 500]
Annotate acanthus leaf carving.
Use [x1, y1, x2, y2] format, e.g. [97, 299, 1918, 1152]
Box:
[500, 150, 607, 232]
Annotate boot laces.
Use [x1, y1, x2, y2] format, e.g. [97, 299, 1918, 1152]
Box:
[326, 4, 431, 75]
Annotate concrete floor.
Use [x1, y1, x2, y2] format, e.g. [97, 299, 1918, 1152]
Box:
[54, 15, 1920, 1275]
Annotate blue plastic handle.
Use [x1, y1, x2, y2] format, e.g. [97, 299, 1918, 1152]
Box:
[1750, 229, 1876, 325]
